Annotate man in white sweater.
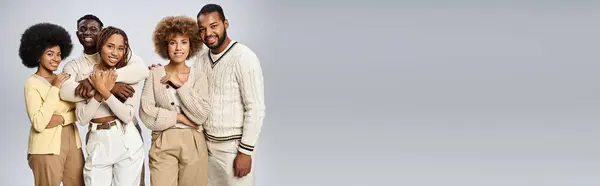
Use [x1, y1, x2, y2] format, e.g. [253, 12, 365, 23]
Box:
[196, 4, 265, 186]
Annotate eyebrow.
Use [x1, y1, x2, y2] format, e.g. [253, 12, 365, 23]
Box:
[107, 42, 124, 47]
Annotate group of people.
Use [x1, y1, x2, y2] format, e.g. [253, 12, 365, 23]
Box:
[20, 4, 265, 186]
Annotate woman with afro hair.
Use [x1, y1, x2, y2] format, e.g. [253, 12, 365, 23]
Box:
[139, 15, 211, 186]
[20, 22, 85, 186]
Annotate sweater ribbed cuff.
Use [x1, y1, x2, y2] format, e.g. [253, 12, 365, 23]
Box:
[153, 109, 178, 131]
[238, 141, 255, 156]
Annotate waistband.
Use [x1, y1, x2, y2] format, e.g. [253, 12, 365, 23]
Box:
[88, 119, 120, 130]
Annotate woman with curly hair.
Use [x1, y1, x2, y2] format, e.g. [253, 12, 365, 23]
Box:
[74, 26, 144, 186]
[139, 15, 210, 186]
[20, 22, 84, 186]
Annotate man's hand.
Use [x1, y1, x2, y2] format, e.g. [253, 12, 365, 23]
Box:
[111, 83, 135, 101]
[148, 63, 162, 70]
[46, 114, 64, 129]
[75, 79, 95, 98]
[233, 152, 252, 178]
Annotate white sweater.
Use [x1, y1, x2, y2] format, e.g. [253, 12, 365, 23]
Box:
[193, 41, 265, 155]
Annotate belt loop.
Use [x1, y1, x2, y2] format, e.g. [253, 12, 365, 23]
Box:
[115, 120, 125, 134]
[91, 123, 98, 132]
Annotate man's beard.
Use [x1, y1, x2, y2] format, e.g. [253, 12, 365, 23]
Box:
[207, 30, 228, 50]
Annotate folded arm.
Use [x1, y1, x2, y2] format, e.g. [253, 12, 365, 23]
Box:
[177, 71, 211, 126]
[138, 71, 177, 131]
[104, 83, 140, 124]
[75, 97, 102, 126]
[25, 85, 60, 133]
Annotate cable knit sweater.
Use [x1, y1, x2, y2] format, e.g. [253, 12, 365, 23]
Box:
[193, 41, 265, 155]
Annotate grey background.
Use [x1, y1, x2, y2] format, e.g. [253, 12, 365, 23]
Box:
[1, 0, 600, 185]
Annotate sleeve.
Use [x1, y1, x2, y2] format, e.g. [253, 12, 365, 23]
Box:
[61, 110, 76, 126]
[75, 98, 102, 126]
[234, 50, 266, 155]
[115, 53, 149, 84]
[24, 83, 60, 133]
[60, 59, 86, 102]
[177, 70, 211, 126]
[138, 70, 178, 131]
[104, 82, 141, 124]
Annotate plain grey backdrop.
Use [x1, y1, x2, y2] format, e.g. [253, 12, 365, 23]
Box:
[2, 0, 600, 185]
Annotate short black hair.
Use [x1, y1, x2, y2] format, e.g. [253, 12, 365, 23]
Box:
[77, 14, 104, 28]
[19, 23, 73, 68]
[197, 4, 226, 22]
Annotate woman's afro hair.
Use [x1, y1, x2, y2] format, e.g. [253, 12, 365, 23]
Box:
[19, 22, 73, 68]
[153, 15, 203, 60]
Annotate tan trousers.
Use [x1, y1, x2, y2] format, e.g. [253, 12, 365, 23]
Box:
[149, 128, 208, 186]
[28, 124, 84, 186]
[207, 140, 255, 186]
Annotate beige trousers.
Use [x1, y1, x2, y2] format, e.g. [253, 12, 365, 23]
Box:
[149, 128, 209, 186]
[207, 140, 255, 186]
[28, 124, 85, 186]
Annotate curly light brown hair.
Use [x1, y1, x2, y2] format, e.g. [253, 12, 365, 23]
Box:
[153, 15, 203, 60]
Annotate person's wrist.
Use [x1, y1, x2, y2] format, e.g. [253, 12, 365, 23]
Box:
[97, 87, 110, 98]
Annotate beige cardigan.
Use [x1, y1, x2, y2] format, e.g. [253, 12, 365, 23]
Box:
[139, 66, 211, 131]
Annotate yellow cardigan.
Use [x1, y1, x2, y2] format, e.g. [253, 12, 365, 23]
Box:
[24, 75, 82, 155]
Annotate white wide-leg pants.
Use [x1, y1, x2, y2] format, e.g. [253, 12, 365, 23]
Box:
[84, 120, 145, 186]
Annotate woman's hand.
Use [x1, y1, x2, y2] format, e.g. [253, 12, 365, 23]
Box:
[90, 70, 106, 91]
[51, 73, 70, 88]
[177, 114, 199, 130]
[46, 114, 64, 128]
[104, 69, 117, 91]
[160, 73, 184, 88]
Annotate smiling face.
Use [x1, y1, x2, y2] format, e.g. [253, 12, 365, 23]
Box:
[39, 46, 62, 72]
[99, 34, 125, 68]
[76, 19, 101, 49]
[168, 33, 190, 63]
[197, 11, 228, 50]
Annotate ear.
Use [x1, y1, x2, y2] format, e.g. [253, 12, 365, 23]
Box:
[224, 19, 229, 29]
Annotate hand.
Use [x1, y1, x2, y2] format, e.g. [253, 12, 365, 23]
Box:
[111, 83, 135, 101]
[51, 73, 70, 88]
[46, 114, 64, 128]
[148, 63, 162, 70]
[104, 69, 117, 91]
[233, 152, 252, 177]
[90, 70, 106, 91]
[160, 73, 183, 88]
[75, 79, 94, 98]
[177, 114, 199, 130]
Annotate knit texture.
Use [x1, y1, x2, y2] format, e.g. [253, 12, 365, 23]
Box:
[194, 42, 265, 155]
[139, 66, 211, 131]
